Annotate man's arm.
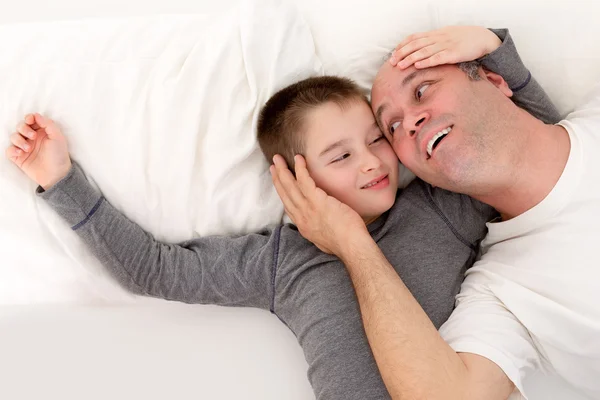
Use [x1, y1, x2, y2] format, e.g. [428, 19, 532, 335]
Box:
[338, 235, 513, 400]
[270, 155, 514, 400]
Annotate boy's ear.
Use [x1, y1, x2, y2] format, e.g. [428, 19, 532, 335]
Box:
[482, 68, 513, 98]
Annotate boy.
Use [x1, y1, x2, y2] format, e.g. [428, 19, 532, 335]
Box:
[6, 27, 558, 399]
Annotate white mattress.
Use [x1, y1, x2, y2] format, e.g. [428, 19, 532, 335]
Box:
[1, 0, 598, 399]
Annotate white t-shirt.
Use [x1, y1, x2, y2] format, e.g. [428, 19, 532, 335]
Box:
[439, 85, 600, 400]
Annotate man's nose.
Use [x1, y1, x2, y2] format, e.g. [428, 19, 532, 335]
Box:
[404, 112, 429, 138]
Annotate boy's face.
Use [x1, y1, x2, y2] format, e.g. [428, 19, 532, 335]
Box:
[303, 100, 399, 223]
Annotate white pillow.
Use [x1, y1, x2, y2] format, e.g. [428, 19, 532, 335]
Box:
[0, 0, 323, 304]
[295, 0, 600, 116]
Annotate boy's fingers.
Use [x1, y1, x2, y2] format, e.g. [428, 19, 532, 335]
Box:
[391, 33, 426, 64]
[23, 113, 40, 131]
[32, 113, 60, 138]
[10, 132, 31, 152]
[17, 122, 36, 140]
[396, 37, 432, 59]
[397, 44, 441, 69]
[414, 50, 449, 69]
[395, 31, 427, 51]
[24, 113, 35, 125]
[33, 113, 49, 128]
[5, 146, 18, 162]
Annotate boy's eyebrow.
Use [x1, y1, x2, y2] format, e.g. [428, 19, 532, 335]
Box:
[319, 138, 350, 157]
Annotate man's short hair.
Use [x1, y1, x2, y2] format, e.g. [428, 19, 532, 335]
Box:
[257, 76, 367, 173]
[457, 60, 482, 80]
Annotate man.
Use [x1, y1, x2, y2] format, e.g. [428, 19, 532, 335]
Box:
[271, 29, 600, 400]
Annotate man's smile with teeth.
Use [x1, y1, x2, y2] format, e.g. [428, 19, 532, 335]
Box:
[427, 126, 453, 157]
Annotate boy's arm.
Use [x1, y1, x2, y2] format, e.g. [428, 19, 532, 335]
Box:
[481, 29, 562, 124]
[39, 161, 276, 309]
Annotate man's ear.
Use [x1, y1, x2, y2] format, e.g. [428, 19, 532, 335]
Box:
[482, 68, 513, 98]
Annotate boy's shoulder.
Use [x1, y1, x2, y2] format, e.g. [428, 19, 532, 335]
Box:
[384, 178, 497, 247]
[276, 222, 336, 261]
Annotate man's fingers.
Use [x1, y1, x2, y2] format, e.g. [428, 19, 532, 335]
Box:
[270, 165, 297, 216]
[294, 155, 318, 199]
[10, 132, 32, 152]
[270, 156, 309, 216]
[282, 206, 297, 224]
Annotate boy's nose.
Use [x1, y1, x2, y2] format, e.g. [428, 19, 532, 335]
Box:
[361, 151, 382, 173]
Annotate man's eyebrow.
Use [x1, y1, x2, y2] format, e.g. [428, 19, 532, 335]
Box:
[375, 69, 428, 130]
[375, 103, 388, 132]
[319, 138, 350, 157]
[401, 69, 427, 88]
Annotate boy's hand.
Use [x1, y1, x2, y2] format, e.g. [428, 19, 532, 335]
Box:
[270, 154, 369, 256]
[389, 26, 502, 69]
[5, 113, 72, 190]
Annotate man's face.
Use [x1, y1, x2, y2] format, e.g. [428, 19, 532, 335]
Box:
[303, 100, 399, 223]
[371, 63, 514, 193]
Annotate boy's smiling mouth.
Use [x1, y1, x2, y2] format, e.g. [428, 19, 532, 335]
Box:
[361, 174, 389, 189]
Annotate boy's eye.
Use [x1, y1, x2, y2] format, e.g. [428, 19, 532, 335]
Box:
[389, 121, 401, 136]
[332, 153, 350, 163]
[416, 83, 430, 100]
[371, 135, 384, 144]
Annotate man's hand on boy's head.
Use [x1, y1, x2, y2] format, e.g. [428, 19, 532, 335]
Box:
[5, 113, 72, 190]
[270, 154, 368, 256]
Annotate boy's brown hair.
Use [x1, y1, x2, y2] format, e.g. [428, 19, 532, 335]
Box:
[257, 76, 367, 173]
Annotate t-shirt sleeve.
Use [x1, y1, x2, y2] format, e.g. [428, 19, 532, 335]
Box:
[438, 267, 541, 400]
[38, 161, 276, 310]
[480, 28, 562, 124]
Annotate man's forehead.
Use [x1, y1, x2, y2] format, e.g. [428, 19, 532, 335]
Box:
[375, 64, 440, 91]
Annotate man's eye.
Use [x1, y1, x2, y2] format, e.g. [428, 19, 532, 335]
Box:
[416, 83, 430, 100]
[332, 153, 350, 163]
[389, 121, 401, 136]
